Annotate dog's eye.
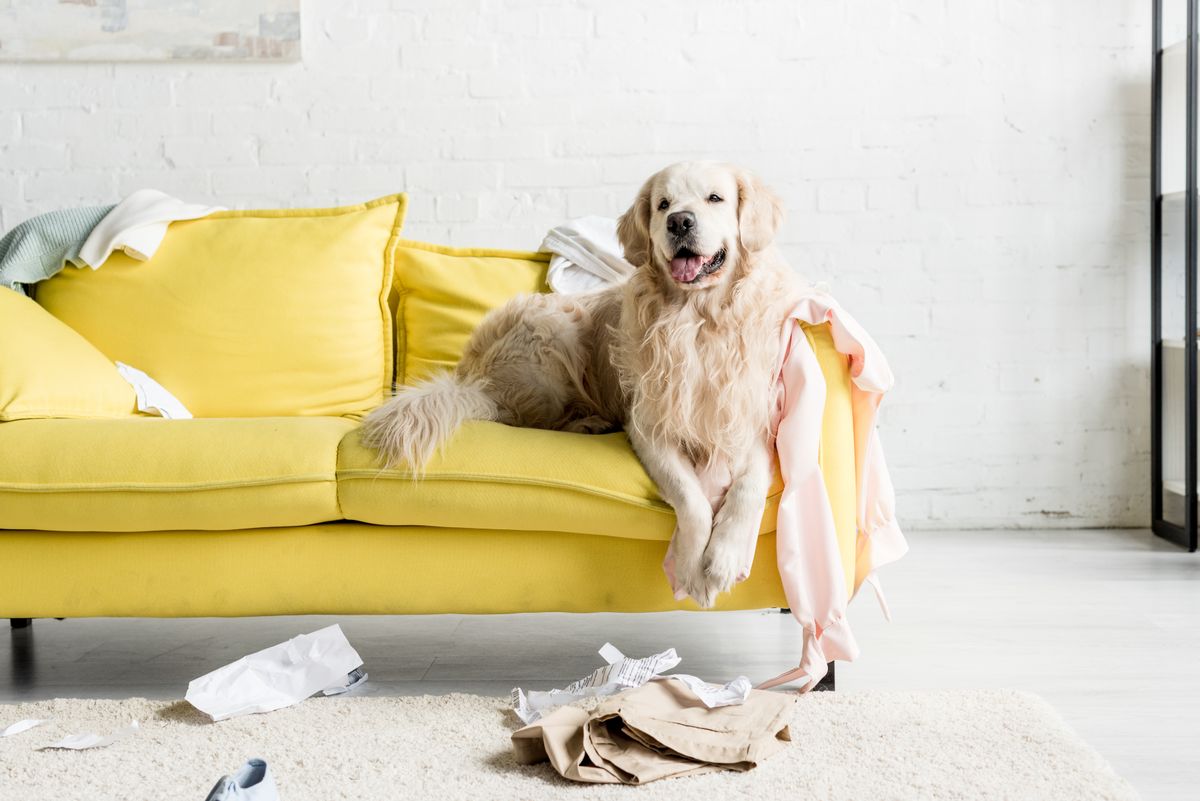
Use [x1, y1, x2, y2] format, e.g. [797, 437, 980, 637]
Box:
[657, 199, 669, 211]
[707, 193, 723, 203]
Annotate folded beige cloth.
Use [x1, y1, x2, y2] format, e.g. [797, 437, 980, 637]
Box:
[511, 679, 794, 784]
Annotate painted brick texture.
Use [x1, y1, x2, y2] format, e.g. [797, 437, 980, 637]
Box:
[0, 0, 1151, 529]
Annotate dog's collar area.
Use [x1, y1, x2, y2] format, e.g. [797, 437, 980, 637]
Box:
[669, 247, 726, 284]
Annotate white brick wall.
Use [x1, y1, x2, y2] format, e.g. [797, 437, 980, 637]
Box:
[0, 0, 1151, 529]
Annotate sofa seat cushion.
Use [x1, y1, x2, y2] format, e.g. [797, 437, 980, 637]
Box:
[337, 420, 783, 540]
[0, 417, 355, 532]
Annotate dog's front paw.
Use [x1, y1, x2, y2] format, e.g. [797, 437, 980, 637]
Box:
[699, 536, 744, 607]
[683, 573, 720, 610]
[673, 547, 710, 605]
[675, 542, 736, 610]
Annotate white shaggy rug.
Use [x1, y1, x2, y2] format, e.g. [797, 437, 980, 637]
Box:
[0, 690, 1138, 801]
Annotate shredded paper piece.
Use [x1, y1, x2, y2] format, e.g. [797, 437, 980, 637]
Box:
[40, 720, 139, 751]
[2, 718, 46, 738]
[511, 643, 751, 724]
[116, 362, 193, 419]
[663, 673, 754, 707]
[186, 624, 364, 722]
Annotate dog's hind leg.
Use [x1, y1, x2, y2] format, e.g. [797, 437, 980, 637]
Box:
[561, 414, 614, 434]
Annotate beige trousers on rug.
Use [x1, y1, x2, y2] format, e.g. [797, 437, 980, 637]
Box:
[511, 680, 795, 784]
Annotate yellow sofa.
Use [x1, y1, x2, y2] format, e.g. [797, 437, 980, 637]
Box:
[0, 194, 858, 630]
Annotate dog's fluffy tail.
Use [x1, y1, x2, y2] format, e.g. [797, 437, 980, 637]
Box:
[360, 373, 498, 472]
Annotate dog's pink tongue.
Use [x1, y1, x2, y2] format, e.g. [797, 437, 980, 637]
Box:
[670, 254, 705, 282]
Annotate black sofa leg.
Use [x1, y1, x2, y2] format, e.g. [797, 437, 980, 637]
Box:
[10, 618, 31, 629]
[812, 661, 836, 692]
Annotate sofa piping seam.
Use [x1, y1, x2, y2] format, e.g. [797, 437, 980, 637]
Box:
[0, 474, 336, 493]
[335, 470, 785, 515]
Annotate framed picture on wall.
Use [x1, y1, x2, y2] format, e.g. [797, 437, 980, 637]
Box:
[0, 0, 301, 62]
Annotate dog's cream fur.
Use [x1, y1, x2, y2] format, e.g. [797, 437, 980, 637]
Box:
[362, 162, 802, 607]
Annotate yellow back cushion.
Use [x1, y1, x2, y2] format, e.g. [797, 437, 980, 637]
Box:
[393, 241, 549, 385]
[36, 195, 406, 418]
[0, 289, 135, 421]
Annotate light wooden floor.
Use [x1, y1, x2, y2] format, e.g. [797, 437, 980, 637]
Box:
[2, 529, 1195, 801]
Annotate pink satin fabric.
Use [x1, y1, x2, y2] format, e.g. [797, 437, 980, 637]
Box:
[661, 291, 907, 691]
[755, 292, 907, 692]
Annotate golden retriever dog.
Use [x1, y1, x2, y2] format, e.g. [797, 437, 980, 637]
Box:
[362, 161, 802, 607]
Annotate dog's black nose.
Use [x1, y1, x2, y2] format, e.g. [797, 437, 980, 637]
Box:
[666, 211, 695, 237]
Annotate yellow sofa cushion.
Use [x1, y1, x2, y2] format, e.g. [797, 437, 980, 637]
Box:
[0, 289, 136, 421]
[338, 420, 785, 540]
[0, 417, 355, 532]
[339, 323, 856, 591]
[393, 241, 549, 385]
[35, 195, 407, 418]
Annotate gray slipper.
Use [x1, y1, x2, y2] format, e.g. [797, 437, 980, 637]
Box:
[204, 758, 279, 801]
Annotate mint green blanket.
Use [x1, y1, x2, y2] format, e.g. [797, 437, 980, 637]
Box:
[0, 205, 115, 296]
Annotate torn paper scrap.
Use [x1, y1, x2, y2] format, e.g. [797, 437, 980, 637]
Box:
[512, 644, 755, 724]
[322, 666, 368, 697]
[2, 719, 47, 738]
[116, 362, 193, 419]
[186, 624, 364, 722]
[512, 643, 683, 724]
[40, 720, 138, 751]
[512, 643, 681, 724]
[658, 673, 753, 708]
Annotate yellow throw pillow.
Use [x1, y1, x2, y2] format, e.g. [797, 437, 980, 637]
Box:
[393, 240, 550, 385]
[0, 289, 135, 421]
[36, 195, 406, 418]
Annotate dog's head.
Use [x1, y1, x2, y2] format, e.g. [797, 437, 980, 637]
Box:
[617, 161, 782, 290]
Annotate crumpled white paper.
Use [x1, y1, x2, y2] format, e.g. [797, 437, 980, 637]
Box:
[185, 625, 364, 722]
[659, 672, 753, 706]
[511, 643, 752, 724]
[2, 718, 47, 738]
[39, 720, 139, 751]
[115, 362, 193, 419]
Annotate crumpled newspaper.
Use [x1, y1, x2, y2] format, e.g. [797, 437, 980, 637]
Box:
[186, 624, 365, 722]
[511, 643, 752, 724]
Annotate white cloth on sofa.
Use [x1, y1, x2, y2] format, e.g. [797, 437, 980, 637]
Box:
[0, 190, 223, 296]
[540, 216, 635, 294]
[78, 188, 223, 269]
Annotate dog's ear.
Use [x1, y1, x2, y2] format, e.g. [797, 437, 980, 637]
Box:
[736, 169, 784, 252]
[617, 176, 653, 266]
